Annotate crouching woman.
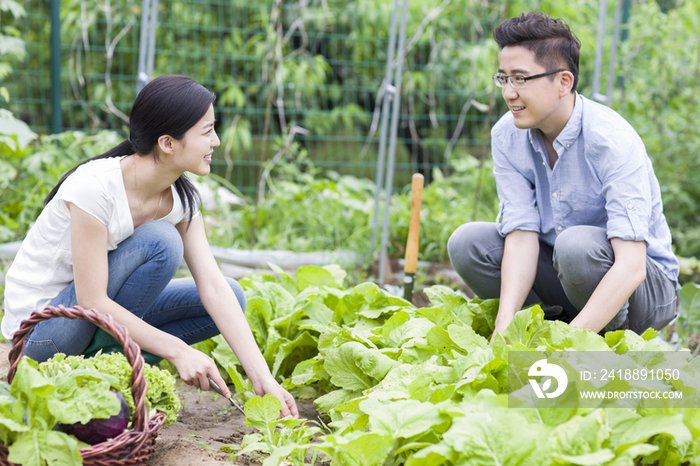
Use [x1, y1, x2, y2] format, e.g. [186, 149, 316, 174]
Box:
[2, 75, 298, 418]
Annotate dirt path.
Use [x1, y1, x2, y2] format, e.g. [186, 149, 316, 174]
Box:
[149, 381, 319, 465]
[0, 341, 320, 466]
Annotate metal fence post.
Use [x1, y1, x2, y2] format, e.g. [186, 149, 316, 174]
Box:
[369, 0, 399, 262]
[50, 0, 62, 134]
[605, 0, 624, 104]
[378, 0, 408, 285]
[592, 0, 625, 106]
[137, 0, 159, 93]
[592, 0, 608, 104]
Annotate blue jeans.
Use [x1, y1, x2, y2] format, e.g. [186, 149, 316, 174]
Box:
[23, 221, 247, 362]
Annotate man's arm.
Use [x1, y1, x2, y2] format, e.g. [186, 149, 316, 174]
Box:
[569, 238, 647, 332]
[493, 229, 540, 336]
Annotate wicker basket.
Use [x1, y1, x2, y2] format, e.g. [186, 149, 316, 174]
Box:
[1, 305, 167, 466]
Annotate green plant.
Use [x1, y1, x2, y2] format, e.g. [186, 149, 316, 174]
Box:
[225, 394, 326, 465]
[0, 358, 122, 466]
[0, 108, 38, 241]
[615, 0, 700, 259]
[0, 0, 26, 101]
[39, 352, 182, 425]
[202, 152, 498, 265]
[672, 282, 700, 355]
[4, 263, 694, 466]
[202, 265, 700, 465]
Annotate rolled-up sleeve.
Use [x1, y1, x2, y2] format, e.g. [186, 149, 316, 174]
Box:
[492, 129, 540, 237]
[599, 139, 651, 242]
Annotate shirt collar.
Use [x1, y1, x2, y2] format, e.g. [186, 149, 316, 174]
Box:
[527, 92, 583, 153]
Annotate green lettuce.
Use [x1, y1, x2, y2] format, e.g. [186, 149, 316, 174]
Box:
[0, 357, 121, 466]
[39, 352, 181, 425]
[205, 266, 700, 466]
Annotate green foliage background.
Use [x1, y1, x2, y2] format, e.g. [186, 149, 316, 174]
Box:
[1, 0, 700, 263]
[2, 3, 700, 462]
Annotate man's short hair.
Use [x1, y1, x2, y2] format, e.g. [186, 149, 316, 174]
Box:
[494, 12, 581, 93]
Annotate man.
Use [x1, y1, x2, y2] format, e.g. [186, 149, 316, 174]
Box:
[448, 12, 678, 336]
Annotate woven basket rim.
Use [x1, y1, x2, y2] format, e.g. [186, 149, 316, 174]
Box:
[1, 305, 167, 465]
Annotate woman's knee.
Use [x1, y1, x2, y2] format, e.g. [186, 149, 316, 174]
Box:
[134, 221, 184, 269]
[143, 221, 183, 253]
[225, 276, 247, 313]
[23, 317, 97, 361]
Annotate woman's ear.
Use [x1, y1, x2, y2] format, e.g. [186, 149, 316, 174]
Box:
[559, 71, 575, 96]
[157, 135, 175, 154]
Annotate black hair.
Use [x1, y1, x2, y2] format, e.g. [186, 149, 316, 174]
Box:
[45, 75, 216, 222]
[493, 12, 581, 93]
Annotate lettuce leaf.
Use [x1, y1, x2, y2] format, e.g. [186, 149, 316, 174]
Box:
[40, 352, 181, 425]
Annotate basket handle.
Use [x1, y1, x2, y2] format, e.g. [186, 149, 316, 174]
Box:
[6, 305, 149, 432]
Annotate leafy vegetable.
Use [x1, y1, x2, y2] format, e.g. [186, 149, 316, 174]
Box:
[0, 358, 121, 466]
[205, 266, 700, 466]
[58, 391, 130, 445]
[40, 352, 182, 425]
[224, 394, 325, 466]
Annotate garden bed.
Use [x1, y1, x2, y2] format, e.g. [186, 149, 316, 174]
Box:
[147, 383, 320, 465]
[2, 261, 698, 465]
[0, 341, 323, 466]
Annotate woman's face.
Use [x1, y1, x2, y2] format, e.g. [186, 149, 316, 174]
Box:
[175, 104, 220, 176]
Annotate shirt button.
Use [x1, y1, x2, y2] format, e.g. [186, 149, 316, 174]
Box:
[543, 161, 547, 166]
[557, 226, 563, 231]
[627, 204, 633, 209]
[566, 144, 571, 148]
[552, 192, 558, 198]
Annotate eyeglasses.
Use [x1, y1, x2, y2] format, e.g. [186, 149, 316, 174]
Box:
[492, 69, 567, 89]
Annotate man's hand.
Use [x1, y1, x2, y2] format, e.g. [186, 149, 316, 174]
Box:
[491, 313, 514, 342]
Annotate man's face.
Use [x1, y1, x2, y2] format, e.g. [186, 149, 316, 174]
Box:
[498, 45, 567, 135]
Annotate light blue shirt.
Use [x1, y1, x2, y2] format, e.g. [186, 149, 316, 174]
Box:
[491, 93, 678, 283]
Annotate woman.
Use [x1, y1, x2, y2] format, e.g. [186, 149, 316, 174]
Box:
[2, 75, 298, 418]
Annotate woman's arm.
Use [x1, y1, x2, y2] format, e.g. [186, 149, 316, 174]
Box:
[176, 214, 298, 418]
[68, 202, 225, 391]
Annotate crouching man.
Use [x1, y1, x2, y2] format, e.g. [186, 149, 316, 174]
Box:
[448, 12, 678, 336]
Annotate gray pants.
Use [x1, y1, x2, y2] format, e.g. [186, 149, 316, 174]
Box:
[447, 222, 677, 334]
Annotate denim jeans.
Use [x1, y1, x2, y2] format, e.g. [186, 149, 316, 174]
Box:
[447, 222, 677, 334]
[23, 221, 247, 362]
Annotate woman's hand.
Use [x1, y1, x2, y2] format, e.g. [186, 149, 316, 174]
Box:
[253, 377, 299, 419]
[170, 344, 228, 394]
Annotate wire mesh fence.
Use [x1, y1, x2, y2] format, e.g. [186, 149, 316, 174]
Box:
[6, 0, 504, 194]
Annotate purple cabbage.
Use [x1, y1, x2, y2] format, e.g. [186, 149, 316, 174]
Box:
[59, 390, 130, 445]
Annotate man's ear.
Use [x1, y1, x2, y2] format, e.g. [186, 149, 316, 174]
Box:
[157, 135, 175, 154]
[559, 71, 575, 96]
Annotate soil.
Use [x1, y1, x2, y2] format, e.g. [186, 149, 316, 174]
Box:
[0, 341, 321, 466]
